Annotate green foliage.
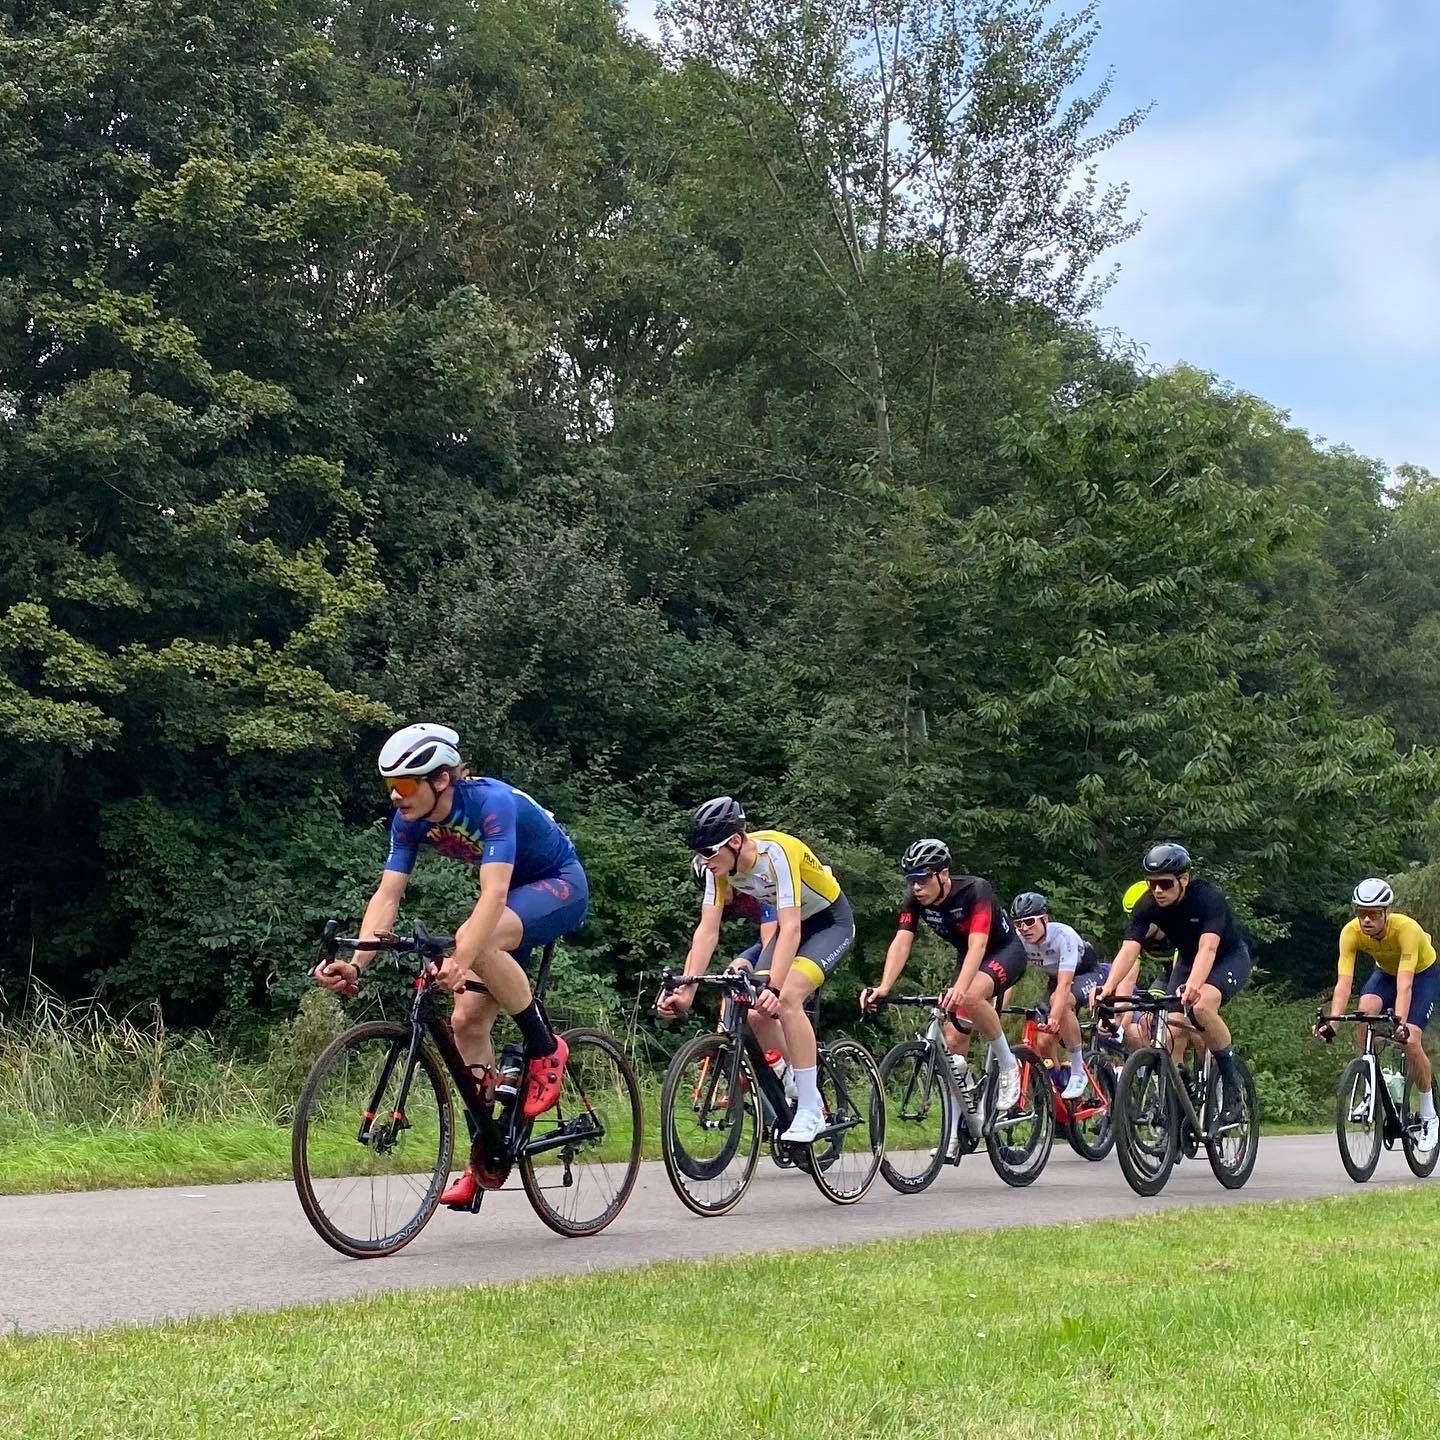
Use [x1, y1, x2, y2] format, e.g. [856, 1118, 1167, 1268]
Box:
[1, 0, 1437, 1042]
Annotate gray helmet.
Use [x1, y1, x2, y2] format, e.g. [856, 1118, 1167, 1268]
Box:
[1010, 890, 1048, 919]
[688, 796, 746, 851]
[1142, 842, 1191, 876]
[900, 838, 952, 877]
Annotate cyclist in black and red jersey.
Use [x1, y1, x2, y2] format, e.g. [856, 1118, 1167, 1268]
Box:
[860, 839, 1027, 1111]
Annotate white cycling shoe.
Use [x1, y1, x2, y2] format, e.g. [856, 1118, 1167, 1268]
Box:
[1061, 1070, 1087, 1102]
[1419, 1115, 1439, 1151]
[779, 1107, 827, 1143]
[995, 1063, 1021, 1111]
[929, 1136, 962, 1163]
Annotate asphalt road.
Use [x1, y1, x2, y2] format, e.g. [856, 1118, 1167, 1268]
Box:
[1, 1133, 1426, 1335]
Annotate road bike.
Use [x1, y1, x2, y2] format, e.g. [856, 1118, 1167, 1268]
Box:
[656, 968, 885, 1213]
[1098, 992, 1259, 1196]
[292, 920, 642, 1257]
[873, 995, 1053, 1193]
[999, 1004, 1116, 1162]
[1315, 1009, 1440, 1183]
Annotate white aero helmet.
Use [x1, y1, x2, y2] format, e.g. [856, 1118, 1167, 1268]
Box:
[1352, 877, 1394, 908]
[378, 723, 462, 779]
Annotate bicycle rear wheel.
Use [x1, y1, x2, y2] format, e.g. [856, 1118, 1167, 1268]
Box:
[877, 1039, 953, 1194]
[1065, 1051, 1117, 1162]
[518, 1028, 642, 1237]
[1114, 1047, 1179, 1196]
[986, 1045, 1054, 1187]
[1401, 1075, 1440, 1178]
[1335, 1056, 1380, 1183]
[1204, 1055, 1259, 1189]
[660, 1031, 762, 1216]
[292, 1021, 454, 1258]
[808, 1039, 886, 1204]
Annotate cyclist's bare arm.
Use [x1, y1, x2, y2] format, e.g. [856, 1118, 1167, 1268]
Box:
[450, 861, 513, 970]
[658, 903, 724, 1017]
[1100, 940, 1142, 999]
[862, 929, 915, 1007]
[318, 869, 408, 989]
[765, 906, 803, 991]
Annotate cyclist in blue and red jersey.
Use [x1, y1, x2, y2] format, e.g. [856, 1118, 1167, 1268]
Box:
[314, 723, 587, 1203]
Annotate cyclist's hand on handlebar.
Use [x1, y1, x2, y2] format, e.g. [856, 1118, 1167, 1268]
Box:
[1312, 1020, 1335, 1043]
[1394, 1020, 1411, 1044]
[429, 952, 471, 994]
[859, 986, 888, 1014]
[939, 980, 965, 1013]
[314, 959, 359, 995]
[655, 986, 691, 1019]
[752, 984, 781, 1019]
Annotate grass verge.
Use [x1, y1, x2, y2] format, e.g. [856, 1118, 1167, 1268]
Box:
[3, 1188, 1439, 1438]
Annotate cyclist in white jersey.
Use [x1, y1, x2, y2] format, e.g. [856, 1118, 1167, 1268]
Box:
[1009, 891, 1109, 1101]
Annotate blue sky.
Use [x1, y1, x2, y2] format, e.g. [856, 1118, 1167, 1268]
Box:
[623, 1, 1439, 473]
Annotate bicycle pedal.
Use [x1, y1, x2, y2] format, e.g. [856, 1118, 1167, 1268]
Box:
[445, 1192, 485, 1214]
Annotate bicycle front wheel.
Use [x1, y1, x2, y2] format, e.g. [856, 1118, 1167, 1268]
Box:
[986, 1045, 1054, 1187]
[519, 1028, 643, 1237]
[1114, 1047, 1179, 1197]
[1335, 1056, 1380, 1183]
[1401, 1074, 1440, 1178]
[292, 1021, 454, 1258]
[877, 1039, 953, 1194]
[1204, 1055, 1259, 1189]
[808, 1039, 886, 1205]
[660, 1031, 762, 1216]
[1065, 1051, 1117, 1162]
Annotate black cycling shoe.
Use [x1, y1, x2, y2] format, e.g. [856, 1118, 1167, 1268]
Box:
[1214, 1095, 1245, 1131]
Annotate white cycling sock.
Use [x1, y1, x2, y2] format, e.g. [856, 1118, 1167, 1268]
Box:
[793, 1065, 821, 1113]
[1420, 1089, 1436, 1121]
[1068, 1046, 1085, 1071]
[988, 1032, 1014, 1069]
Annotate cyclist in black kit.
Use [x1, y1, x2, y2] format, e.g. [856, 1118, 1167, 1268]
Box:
[860, 839, 1028, 1111]
[1093, 842, 1251, 1124]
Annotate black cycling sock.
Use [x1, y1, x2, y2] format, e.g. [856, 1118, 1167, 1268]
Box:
[513, 1001, 556, 1057]
[1212, 1044, 1239, 1098]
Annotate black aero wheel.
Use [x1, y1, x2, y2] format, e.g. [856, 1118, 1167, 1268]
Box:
[877, 1040, 953, 1194]
[1065, 1052, 1117, 1162]
[807, 1039, 885, 1204]
[1336, 1056, 1381, 1183]
[660, 1032, 762, 1216]
[1204, 1055, 1259, 1189]
[292, 1021, 453, 1258]
[1400, 1073, 1440, 1178]
[986, 1044, 1054, 1187]
[518, 1028, 643, 1237]
[1114, 1047, 1179, 1197]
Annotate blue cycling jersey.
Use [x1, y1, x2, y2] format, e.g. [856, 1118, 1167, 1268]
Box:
[384, 777, 578, 886]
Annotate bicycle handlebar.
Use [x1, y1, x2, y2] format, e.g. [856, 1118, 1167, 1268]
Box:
[316, 918, 455, 964]
[867, 993, 974, 1033]
[1314, 1010, 1400, 1031]
[1094, 991, 1183, 1016]
[658, 967, 761, 1001]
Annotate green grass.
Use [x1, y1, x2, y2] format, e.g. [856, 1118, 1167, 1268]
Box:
[3, 1188, 1439, 1438]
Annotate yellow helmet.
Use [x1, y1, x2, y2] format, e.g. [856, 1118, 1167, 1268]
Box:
[1123, 879, 1148, 914]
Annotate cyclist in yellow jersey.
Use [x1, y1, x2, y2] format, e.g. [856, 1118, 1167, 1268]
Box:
[1315, 878, 1438, 1148]
[657, 796, 855, 1143]
[1114, 878, 1178, 1052]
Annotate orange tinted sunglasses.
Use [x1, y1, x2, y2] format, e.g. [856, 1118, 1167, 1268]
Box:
[383, 775, 423, 798]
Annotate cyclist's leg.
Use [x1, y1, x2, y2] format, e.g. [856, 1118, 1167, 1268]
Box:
[735, 942, 785, 1054]
[450, 985, 503, 1073]
[775, 898, 856, 1137]
[1192, 949, 1251, 1116]
[1356, 967, 1391, 1049]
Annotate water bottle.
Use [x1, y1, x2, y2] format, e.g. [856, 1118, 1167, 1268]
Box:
[764, 1048, 796, 1104]
[948, 1051, 970, 1084]
[495, 1042, 525, 1106]
[1384, 1068, 1405, 1107]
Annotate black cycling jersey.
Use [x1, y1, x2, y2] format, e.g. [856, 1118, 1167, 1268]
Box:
[897, 875, 1016, 957]
[1124, 878, 1246, 966]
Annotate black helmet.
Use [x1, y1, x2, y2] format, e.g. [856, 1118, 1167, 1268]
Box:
[1142, 842, 1191, 876]
[1010, 890, 1048, 919]
[688, 795, 746, 851]
[900, 838, 952, 877]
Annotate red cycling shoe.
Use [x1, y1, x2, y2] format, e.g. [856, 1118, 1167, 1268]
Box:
[439, 1151, 507, 1206]
[521, 1035, 569, 1119]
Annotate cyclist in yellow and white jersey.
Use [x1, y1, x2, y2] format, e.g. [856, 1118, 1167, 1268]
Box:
[656, 796, 855, 1143]
[1315, 878, 1438, 1148]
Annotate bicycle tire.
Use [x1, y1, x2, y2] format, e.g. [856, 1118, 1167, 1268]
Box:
[1204, 1054, 1259, 1189]
[1114, 1046, 1179, 1197]
[292, 1021, 454, 1259]
[986, 1044, 1054, 1188]
[877, 1039, 953, 1194]
[807, 1038, 886, 1205]
[659, 1031, 762, 1216]
[1401, 1074, 1440, 1178]
[1064, 1052, 1117, 1162]
[518, 1027, 642, 1237]
[1335, 1055, 1381, 1183]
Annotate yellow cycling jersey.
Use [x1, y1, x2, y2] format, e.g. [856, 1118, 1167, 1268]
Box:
[1338, 912, 1436, 978]
[704, 830, 841, 921]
